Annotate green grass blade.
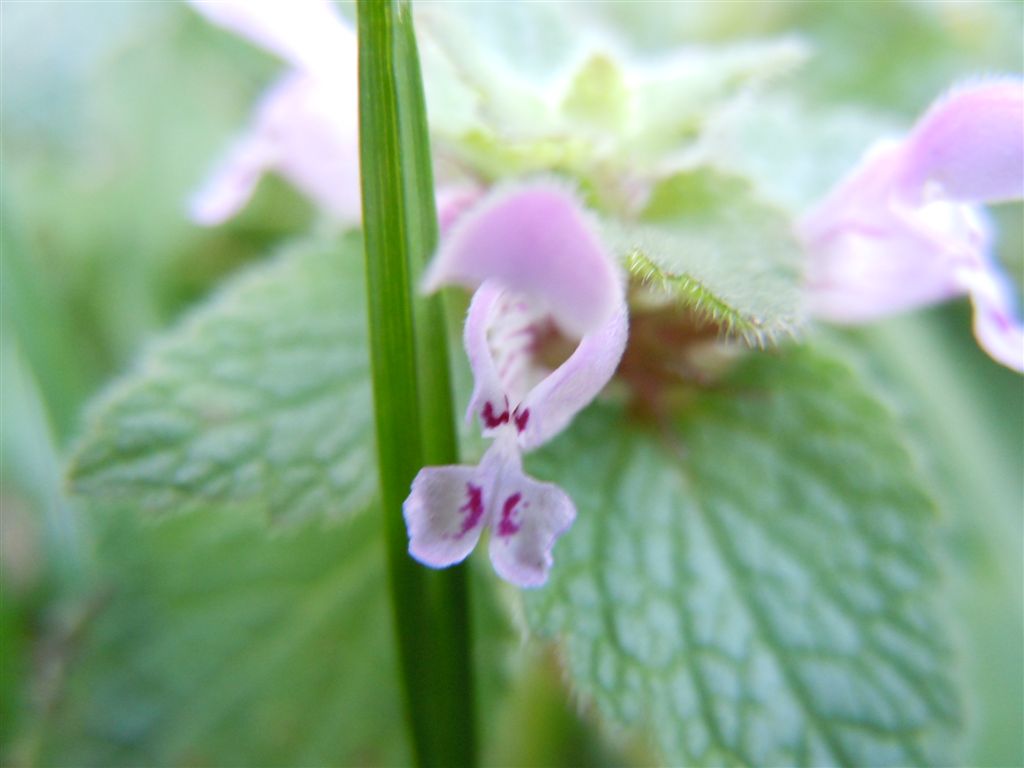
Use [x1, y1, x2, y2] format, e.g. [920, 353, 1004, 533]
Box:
[357, 2, 476, 766]
[394, 5, 478, 765]
[394, 1, 459, 467]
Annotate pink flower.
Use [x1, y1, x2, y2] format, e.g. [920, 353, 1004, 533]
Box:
[187, 0, 360, 225]
[404, 183, 628, 587]
[800, 79, 1024, 371]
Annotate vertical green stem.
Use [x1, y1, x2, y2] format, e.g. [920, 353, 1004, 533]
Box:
[357, 2, 476, 766]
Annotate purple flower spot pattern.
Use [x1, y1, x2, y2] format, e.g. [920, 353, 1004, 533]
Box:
[457, 483, 485, 538]
[497, 493, 523, 538]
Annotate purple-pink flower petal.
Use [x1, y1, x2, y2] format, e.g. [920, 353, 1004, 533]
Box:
[463, 280, 628, 449]
[801, 79, 1024, 371]
[802, 142, 991, 322]
[896, 78, 1024, 205]
[516, 300, 628, 451]
[188, 2, 360, 225]
[404, 464, 489, 570]
[188, 0, 354, 74]
[403, 436, 576, 587]
[462, 281, 518, 432]
[425, 182, 623, 338]
[189, 127, 275, 226]
[410, 181, 629, 584]
[959, 258, 1024, 371]
[487, 463, 576, 589]
[190, 71, 361, 226]
[436, 184, 484, 236]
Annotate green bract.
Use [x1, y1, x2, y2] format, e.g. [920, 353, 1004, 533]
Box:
[612, 170, 805, 344]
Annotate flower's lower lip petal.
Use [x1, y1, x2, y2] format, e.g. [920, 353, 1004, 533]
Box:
[404, 465, 492, 569]
[803, 223, 967, 323]
[487, 469, 576, 589]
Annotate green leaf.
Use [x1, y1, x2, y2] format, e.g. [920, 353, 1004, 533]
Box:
[526, 347, 959, 766]
[613, 170, 805, 344]
[69, 235, 375, 525]
[31, 506, 409, 768]
[2, 184, 97, 441]
[417, 4, 805, 181]
[833, 311, 1023, 768]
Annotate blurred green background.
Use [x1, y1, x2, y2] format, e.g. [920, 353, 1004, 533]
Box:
[2, 1, 1021, 765]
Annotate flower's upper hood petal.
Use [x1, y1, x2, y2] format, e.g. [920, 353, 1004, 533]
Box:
[262, 73, 361, 222]
[799, 140, 904, 245]
[425, 182, 624, 339]
[896, 78, 1024, 206]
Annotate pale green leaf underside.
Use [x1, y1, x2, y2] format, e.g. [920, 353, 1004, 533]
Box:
[36, 507, 408, 767]
[526, 348, 958, 767]
[69, 235, 374, 525]
[613, 171, 806, 345]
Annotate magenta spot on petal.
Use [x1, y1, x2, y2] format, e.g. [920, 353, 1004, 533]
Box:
[497, 492, 522, 538]
[481, 399, 509, 428]
[513, 407, 530, 433]
[456, 483, 485, 538]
